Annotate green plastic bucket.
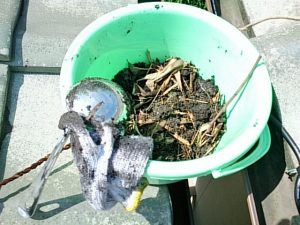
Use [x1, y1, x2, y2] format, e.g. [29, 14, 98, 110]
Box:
[60, 2, 272, 184]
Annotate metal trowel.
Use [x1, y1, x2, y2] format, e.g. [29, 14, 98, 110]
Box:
[18, 78, 127, 218]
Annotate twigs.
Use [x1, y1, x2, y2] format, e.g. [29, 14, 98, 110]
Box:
[201, 55, 262, 142]
[239, 16, 300, 31]
[0, 144, 71, 188]
[116, 56, 225, 160]
[159, 120, 191, 147]
[115, 53, 262, 161]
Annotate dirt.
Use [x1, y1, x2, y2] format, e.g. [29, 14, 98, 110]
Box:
[113, 57, 225, 161]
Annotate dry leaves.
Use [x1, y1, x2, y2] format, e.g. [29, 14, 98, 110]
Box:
[114, 57, 226, 161]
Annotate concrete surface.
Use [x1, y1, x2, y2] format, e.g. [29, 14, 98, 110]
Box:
[11, 0, 137, 73]
[248, 117, 298, 225]
[248, 24, 300, 225]
[251, 24, 300, 150]
[1, 0, 299, 224]
[220, 1, 300, 224]
[0, 1, 174, 224]
[0, 73, 172, 225]
[0, 0, 22, 61]
[215, 2, 300, 223]
[242, 0, 300, 37]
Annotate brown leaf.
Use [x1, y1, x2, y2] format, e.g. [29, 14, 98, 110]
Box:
[182, 77, 190, 92]
[159, 121, 191, 147]
[158, 120, 168, 129]
[162, 83, 178, 96]
[139, 58, 185, 83]
[212, 91, 220, 103]
[145, 79, 156, 92]
[189, 71, 196, 91]
[185, 98, 208, 104]
[160, 73, 173, 93]
[212, 123, 223, 142]
[179, 118, 192, 124]
[174, 71, 183, 92]
[199, 123, 210, 133]
[187, 111, 196, 128]
[172, 133, 191, 146]
[136, 84, 147, 96]
[138, 118, 155, 125]
[173, 110, 187, 115]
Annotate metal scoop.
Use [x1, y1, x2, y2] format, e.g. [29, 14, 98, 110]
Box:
[18, 78, 127, 218]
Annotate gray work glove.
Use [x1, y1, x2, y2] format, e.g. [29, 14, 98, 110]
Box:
[59, 111, 153, 211]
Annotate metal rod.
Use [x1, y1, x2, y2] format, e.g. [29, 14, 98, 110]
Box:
[18, 130, 70, 218]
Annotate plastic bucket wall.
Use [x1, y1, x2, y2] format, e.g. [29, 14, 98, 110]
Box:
[60, 3, 272, 184]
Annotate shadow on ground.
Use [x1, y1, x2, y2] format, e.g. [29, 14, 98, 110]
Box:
[247, 89, 293, 225]
[31, 193, 84, 220]
[137, 187, 172, 225]
[0, 0, 29, 214]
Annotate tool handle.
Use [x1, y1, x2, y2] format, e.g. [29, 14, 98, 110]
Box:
[18, 131, 69, 218]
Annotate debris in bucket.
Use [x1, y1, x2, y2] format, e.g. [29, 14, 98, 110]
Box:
[59, 109, 153, 211]
[113, 57, 226, 161]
